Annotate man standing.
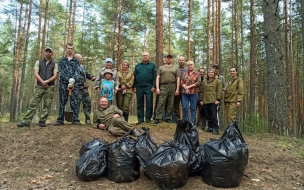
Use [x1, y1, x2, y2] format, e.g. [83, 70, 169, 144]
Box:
[133, 52, 156, 125]
[197, 68, 207, 129]
[95, 58, 119, 96]
[54, 43, 81, 126]
[17, 47, 58, 127]
[212, 64, 226, 129]
[93, 96, 141, 137]
[74, 54, 96, 124]
[153, 54, 180, 126]
[173, 56, 188, 121]
[212, 64, 226, 93]
[224, 67, 244, 124]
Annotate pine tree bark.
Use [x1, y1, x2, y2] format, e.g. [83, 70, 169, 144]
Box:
[116, 0, 123, 72]
[249, 0, 257, 113]
[18, 0, 33, 120]
[187, 0, 192, 61]
[207, 0, 211, 67]
[156, 0, 164, 68]
[10, 1, 24, 122]
[41, 0, 49, 58]
[263, 0, 289, 135]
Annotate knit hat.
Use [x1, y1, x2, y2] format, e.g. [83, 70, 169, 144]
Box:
[104, 58, 114, 65]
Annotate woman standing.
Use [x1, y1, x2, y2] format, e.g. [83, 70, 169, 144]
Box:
[116, 60, 134, 122]
[181, 61, 200, 124]
[199, 68, 222, 135]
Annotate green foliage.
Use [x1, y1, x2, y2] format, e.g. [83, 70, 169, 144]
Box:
[242, 113, 269, 134]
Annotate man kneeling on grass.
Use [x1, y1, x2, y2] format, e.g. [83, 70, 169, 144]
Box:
[93, 96, 141, 137]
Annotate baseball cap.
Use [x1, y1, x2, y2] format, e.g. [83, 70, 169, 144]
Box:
[166, 54, 173, 58]
[212, 64, 219, 69]
[45, 47, 53, 52]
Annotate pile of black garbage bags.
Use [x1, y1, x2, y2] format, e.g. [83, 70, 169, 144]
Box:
[75, 120, 249, 189]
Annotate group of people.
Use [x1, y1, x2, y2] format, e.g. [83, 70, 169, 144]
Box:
[16, 44, 243, 136]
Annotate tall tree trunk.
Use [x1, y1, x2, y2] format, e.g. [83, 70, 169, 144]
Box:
[300, 0, 304, 137]
[207, 0, 211, 67]
[18, 0, 33, 120]
[68, 0, 72, 42]
[116, 0, 123, 71]
[289, 2, 296, 136]
[217, 0, 222, 66]
[71, 0, 76, 42]
[36, 0, 42, 60]
[10, 1, 24, 122]
[41, 0, 49, 58]
[187, 0, 192, 61]
[263, 0, 289, 135]
[168, 0, 171, 53]
[81, 0, 86, 54]
[284, 0, 293, 134]
[249, 0, 257, 113]
[233, 0, 238, 67]
[156, 0, 164, 68]
[212, 0, 217, 65]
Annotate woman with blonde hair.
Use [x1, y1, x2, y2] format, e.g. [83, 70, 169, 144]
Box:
[116, 60, 134, 122]
[181, 61, 200, 124]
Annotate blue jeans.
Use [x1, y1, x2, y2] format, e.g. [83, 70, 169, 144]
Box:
[182, 93, 198, 124]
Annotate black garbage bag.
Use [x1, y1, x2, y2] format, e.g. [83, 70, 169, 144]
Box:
[135, 127, 158, 166]
[107, 131, 140, 183]
[145, 140, 190, 190]
[76, 143, 108, 182]
[79, 138, 108, 157]
[174, 119, 199, 152]
[174, 119, 201, 176]
[201, 121, 249, 188]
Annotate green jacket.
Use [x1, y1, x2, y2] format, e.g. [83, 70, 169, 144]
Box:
[199, 78, 222, 104]
[224, 77, 244, 103]
[93, 105, 123, 129]
[117, 70, 134, 94]
[133, 61, 156, 88]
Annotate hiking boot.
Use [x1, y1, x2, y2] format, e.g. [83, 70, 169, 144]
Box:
[73, 121, 81, 125]
[39, 121, 46, 127]
[17, 122, 29, 128]
[85, 120, 91, 124]
[212, 129, 219, 135]
[132, 128, 142, 137]
[153, 119, 159, 126]
[146, 119, 151, 123]
[136, 121, 143, 125]
[53, 121, 64, 126]
[204, 128, 213, 132]
[165, 119, 172, 123]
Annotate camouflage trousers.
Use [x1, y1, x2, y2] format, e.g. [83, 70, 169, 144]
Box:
[57, 84, 79, 123]
[22, 85, 55, 124]
[78, 88, 92, 121]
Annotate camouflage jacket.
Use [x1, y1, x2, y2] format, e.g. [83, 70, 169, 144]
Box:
[58, 56, 81, 85]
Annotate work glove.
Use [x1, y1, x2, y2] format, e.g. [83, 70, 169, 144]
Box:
[68, 78, 75, 88]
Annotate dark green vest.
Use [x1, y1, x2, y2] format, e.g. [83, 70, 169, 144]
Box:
[37, 59, 55, 86]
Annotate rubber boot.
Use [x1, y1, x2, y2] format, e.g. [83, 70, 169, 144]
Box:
[123, 112, 129, 122]
[201, 117, 207, 130]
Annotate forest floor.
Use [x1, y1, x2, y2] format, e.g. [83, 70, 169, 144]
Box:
[0, 115, 303, 190]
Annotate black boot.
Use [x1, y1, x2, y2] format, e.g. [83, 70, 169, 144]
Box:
[123, 112, 129, 122]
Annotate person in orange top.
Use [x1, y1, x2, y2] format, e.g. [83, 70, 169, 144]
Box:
[181, 61, 200, 124]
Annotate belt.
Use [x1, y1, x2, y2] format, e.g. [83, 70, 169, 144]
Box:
[160, 82, 175, 85]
